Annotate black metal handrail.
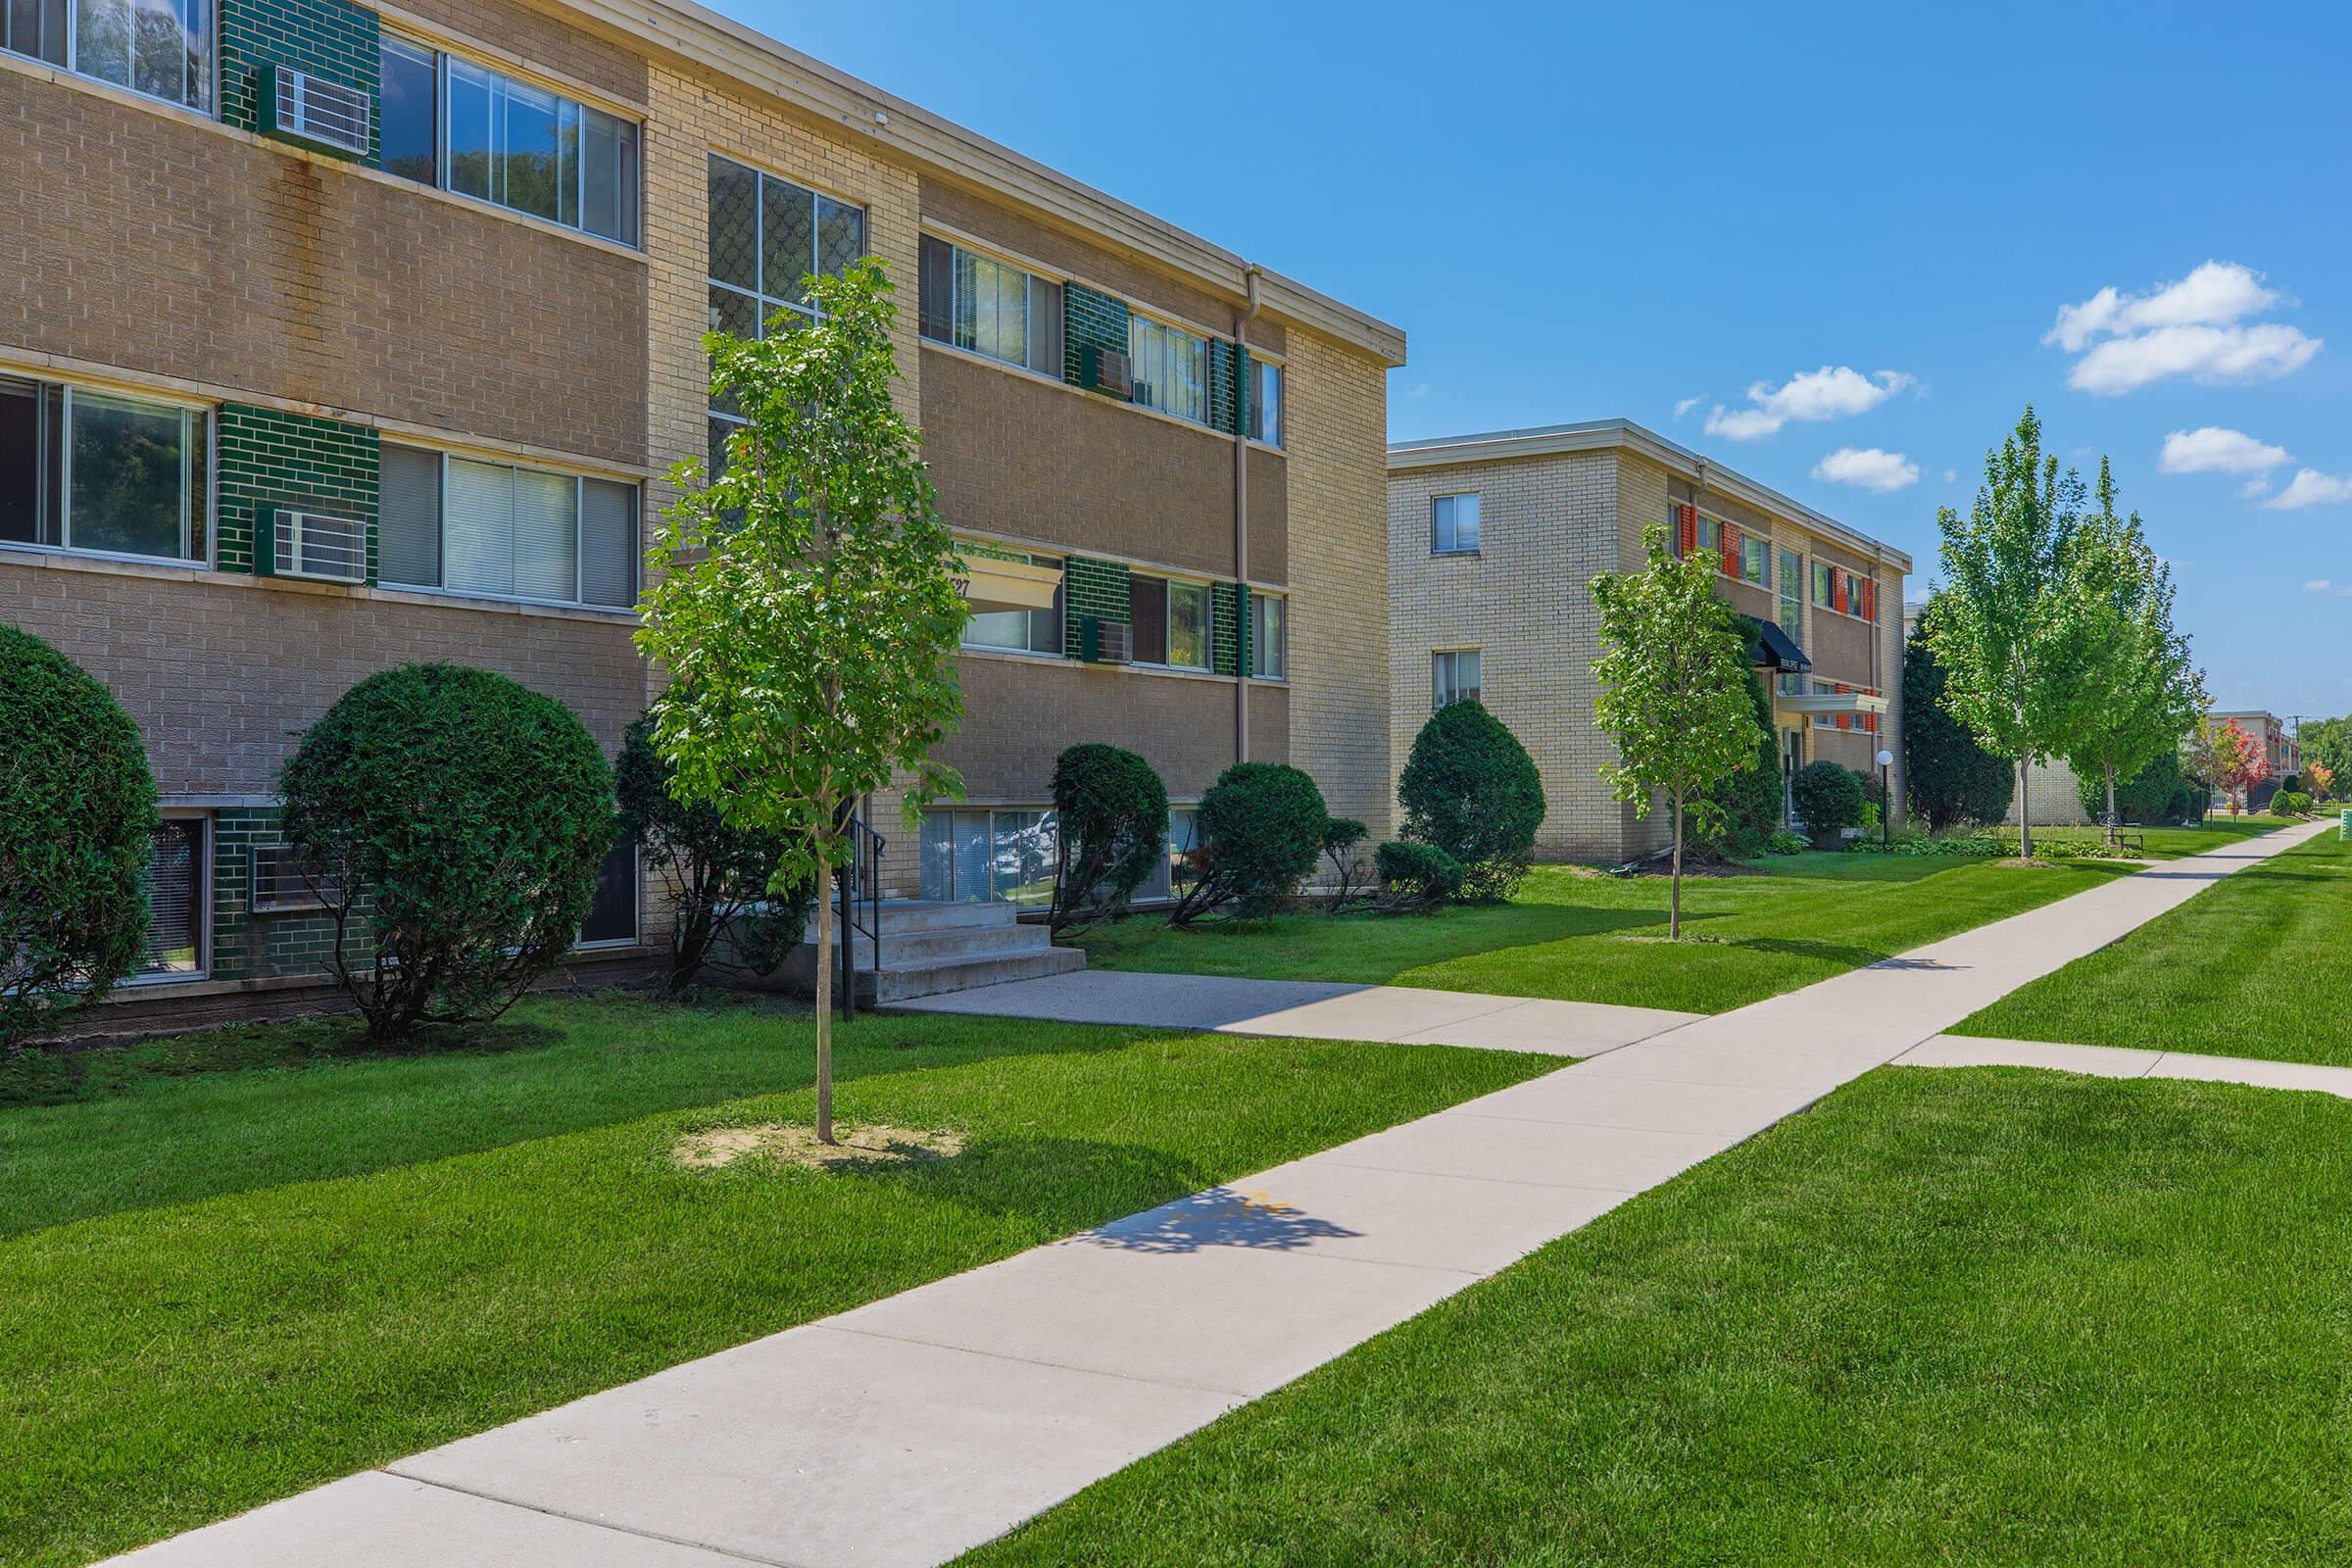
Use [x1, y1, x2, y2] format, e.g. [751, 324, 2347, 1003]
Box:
[837, 814, 885, 1018]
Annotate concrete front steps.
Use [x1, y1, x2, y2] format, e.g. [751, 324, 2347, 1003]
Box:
[779, 900, 1085, 1005]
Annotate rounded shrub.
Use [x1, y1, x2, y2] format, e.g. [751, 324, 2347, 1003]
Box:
[0, 625, 156, 1052]
[280, 663, 614, 1040]
[1374, 839, 1463, 911]
[1397, 700, 1545, 902]
[2273, 790, 2313, 817]
[1049, 743, 1169, 930]
[1169, 762, 1328, 925]
[1790, 760, 1865, 845]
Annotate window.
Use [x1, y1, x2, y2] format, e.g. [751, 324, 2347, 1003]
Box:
[1778, 548, 1804, 697]
[0, 375, 207, 563]
[1695, 514, 1722, 558]
[375, 35, 638, 244]
[1741, 533, 1769, 586]
[1812, 560, 1834, 609]
[707, 153, 866, 466]
[251, 844, 339, 912]
[1250, 592, 1286, 679]
[1249, 358, 1283, 447]
[377, 443, 637, 608]
[919, 808, 1058, 906]
[1432, 492, 1480, 554]
[578, 837, 639, 944]
[1134, 805, 1199, 904]
[1129, 315, 1208, 424]
[1128, 573, 1211, 670]
[4, 0, 212, 111]
[963, 551, 1064, 655]
[1434, 649, 1481, 709]
[917, 235, 1063, 377]
[136, 818, 206, 977]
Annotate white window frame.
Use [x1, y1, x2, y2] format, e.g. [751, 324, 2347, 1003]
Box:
[10, 0, 215, 114]
[960, 549, 1065, 657]
[1432, 492, 1480, 555]
[1249, 357, 1284, 448]
[379, 30, 642, 245]
[1433, 648, 1482, 710]
[3, 377, 212, 567]
[1128, 313, 1210, 426]
[1135, 573, 1213, 671]
[378, 445, 638, 611]
[1250, 590, 1286, 680]
[925, 238, 1060, 374]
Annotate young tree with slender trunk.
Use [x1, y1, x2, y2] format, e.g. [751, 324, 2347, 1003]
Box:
[637, 259, 965, 1144]
[1927, 407, 2086, 861]
[2054, 461, 2207, 843]
[1591, 521, 1760, 938]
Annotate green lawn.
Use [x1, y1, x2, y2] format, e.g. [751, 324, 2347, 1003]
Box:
[966, 1068, 2352, 1567]
[0, 999, 1551, 1568]
[1998, 813, 2299, 860]
[1958, 824, 2349, 1063]
[1080, 856, 2136, 1013]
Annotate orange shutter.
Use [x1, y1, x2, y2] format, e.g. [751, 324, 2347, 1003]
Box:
[1677, 505, 1697, 556]
[1833, 571, 1848, 614]
[1719, 521, 1740, 576]
[1836, 682, 1851, 729]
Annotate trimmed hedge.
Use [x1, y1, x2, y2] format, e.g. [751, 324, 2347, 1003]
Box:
[1398, 700, 1545, 902]
[0, 625, 156, 1052]
[280, 663, 614, 1040]
[1375, 840, 1463, 910]
[1049, 743, 1169, 931]
[1791, 760, 1866, 845]
[1170, 762, 1328, 925]
[2273, 790, 2313, 817]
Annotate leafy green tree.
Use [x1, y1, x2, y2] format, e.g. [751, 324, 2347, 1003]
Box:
[2301, 718, 2352, 788]
[1048, 743, 1168, 932]
[616, 713, 811, 993]
[0, 625, 156, 1052]
[1591, 521, 1761, 937]
[2053, 461, 2206, 841]
[1901, 604, 2015, 829]
[1397, 699, 1546, 901]
[1927, 407, 2087, 860]
[636, 259, 966, 1144]
[280, 663, 613, 1041]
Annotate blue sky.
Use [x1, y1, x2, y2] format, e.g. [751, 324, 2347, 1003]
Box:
[731, 0, 2352, 724]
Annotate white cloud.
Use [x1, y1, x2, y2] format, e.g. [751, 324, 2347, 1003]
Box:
[2263, 469, 2352, 511]
[1407, 381, 1430, 399]
[2045, 263, 2321, 394]
[2305, 579, 2336, 593]
[1673, 395, 1703, 419]
[1812, 447, 1921, 493]
[2241, 475, 2273, 499]
[1702, 367, 1913, 441]
[1942, 468, 1957, 483]
[2158, 426, 2290, 475]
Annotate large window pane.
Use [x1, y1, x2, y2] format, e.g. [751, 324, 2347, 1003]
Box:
[951, 811, 990, 904]
[378, 35, 437, 184]
[1168, 580, 1210, 669]
[708, 154, 759, 290]
[579, 477, 636, 607]
[1028, 276, 1063, 376]
[1129, 574, 1167, 665]
[3, 0, 71, 68]
[377, 442, 442, 587]
[74, 0, 127, 84]
[138, 819, 204, 975]
[443, 456, 514, 596]
[992, 810, 1056, 906]
[69, 390, 187, 559]
[1252, 594, 1285, 679]
[816, 195, 864, 281]
[760, 173, 815, 306]
[580, 106, 634, 243]
[578, 837, 638, 943]
[446, 58, 494, 201]
[1251, 359, 1283, 446]
[511, 466, 576, 600]
[0, 376, 61, 547]
[500, 76, 563, 220]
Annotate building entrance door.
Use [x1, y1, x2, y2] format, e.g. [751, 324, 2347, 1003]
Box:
[1781, 728, 1805, 828]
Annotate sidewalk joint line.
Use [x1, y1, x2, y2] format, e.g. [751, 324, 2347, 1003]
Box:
[376, 1468, 809, 1568]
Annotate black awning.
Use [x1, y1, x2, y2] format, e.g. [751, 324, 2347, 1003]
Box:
[1742, 615, 1812, 674]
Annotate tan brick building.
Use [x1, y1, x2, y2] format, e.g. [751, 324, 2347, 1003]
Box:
[2, 0, 1400, 1025]
[1388, 421, 1910, 862]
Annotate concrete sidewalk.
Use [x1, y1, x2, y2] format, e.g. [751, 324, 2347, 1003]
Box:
[897, 969, 1702, 1056]
[1898, 1033, 2352, 1097]
[109, 818, 2333, 1568]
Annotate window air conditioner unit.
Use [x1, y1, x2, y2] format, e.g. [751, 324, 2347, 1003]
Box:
[259, 63, 372, 160]
[259, 506, 368, 584]
[1080, 615, 1132, 664]
[1079, 345, 1133, 400]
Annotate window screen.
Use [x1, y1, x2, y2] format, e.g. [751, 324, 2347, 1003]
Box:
[1129, 574, 1167, 665]
[139, 819, 205, 974]
[377, 442, 443, 588]
[579, 478, 636, 608]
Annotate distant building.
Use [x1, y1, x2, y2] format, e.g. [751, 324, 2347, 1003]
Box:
[2211, 711, 2301, 806]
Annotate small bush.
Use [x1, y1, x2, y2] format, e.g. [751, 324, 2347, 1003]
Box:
[280, 663, 614, 1040]
[1320, 816, 1372, 912]
[1791, 760, 1865, 845]
[1397, 700, 1545, 902]
[2273, 790, 2313, 817]
[1048, 743, 1169, 931]
[617, 713, 810, 992]
[1375, 840, 1464, 910]
[1169, 762, 1328, 925]
[0, 625, 157, 1052]
[1760, 829, 1808, 856]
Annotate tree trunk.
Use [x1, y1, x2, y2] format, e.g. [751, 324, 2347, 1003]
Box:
[1669, 795, 1684, 941]
[2105, 765, 2119, 845]
[811, 854, 836, 1145]
[2017, 756, 2034, 861]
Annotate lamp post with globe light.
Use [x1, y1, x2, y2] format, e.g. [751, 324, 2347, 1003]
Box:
[1877, 748, 1894, 848]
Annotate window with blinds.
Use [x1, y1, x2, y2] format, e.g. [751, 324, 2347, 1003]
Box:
[377, 443, 637, 608]
[137, 819, 205, 976]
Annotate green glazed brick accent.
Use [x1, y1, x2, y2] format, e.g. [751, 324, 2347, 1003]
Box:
[1206, 340, 1240, 435]
[220, 0, 382, 163]
[1212, 581, 1244, 677]
[1063, 556, 1131, 659]
[1062, 284, 1131, 389]
[209, 808, 357, 982]
[215, 405, 380, 578]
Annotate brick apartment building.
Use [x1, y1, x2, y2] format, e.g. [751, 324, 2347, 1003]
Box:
[1, 0, 1401, 1026]
[1389, 420, 1910, 862]
[2210, 710, 2300, 808]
